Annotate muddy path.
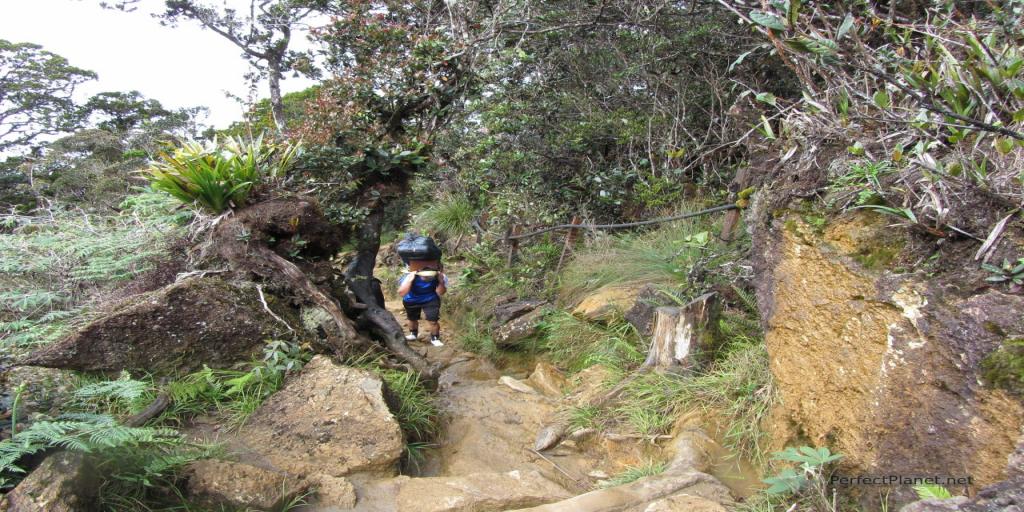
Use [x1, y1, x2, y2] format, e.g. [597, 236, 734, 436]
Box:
[383, 298, 613, 491]
[376, 294, 763, 509]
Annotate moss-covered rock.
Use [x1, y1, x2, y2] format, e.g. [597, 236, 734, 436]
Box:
[19, 277, 296, 374]
[982, 339, 1024, 395]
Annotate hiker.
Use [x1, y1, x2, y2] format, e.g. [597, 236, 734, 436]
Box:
[397, 260, 447, 346]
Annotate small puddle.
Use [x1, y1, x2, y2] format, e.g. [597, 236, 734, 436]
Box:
[703, 420, 765, 499]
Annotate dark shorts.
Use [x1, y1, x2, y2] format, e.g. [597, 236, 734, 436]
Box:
[404, 298, 441, 321]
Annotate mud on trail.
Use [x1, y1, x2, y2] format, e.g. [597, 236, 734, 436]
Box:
[384, 297, 612, 489]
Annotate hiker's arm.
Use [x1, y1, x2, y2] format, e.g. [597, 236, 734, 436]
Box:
[436, 273, 448, 296]
[397, 273, 414, 296]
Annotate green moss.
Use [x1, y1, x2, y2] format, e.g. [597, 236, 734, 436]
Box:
[852, 245, 901, 270]
[801, 213, 828, 233]
[983, 322, 1007, 337]
[981, 338, 1024, 395]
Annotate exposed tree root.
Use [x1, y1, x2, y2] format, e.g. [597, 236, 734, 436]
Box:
[124, 392, 170, 427]
[208, 195, 434, 378]
[211, 196, 368, 357]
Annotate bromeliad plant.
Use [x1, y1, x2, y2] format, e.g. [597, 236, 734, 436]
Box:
[983, 258, 1024, 287]
[144, 134, 300, 213]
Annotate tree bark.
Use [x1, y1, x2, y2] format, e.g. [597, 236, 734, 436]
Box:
[643, 293, 717, 370]
[268, 59, 285, 132]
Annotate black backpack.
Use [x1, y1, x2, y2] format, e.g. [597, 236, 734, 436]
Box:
[396, 234, 442, 263]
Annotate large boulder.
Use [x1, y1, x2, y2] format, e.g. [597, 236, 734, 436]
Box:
[757, 213, 1024, 499]
[234, 355, 404, 478]
[20, 277, 293, 374]
[1, 452, 96, 512]
[573, 285, 641, 322]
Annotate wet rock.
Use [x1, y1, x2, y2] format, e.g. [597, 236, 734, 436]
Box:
[395, 470, 570, 512]
[500, 375, 537, 394]
[642, 494, 729, 512]
[493, 300, 547, 327]
[495, 308, 546, 347]
[20, 277, 292, 374]
[534, 424, 564, 452]
[349, 470, 571, 512]
[667, 426, 715, 474]
[2, 452, 96, 512]
[305, 474, 357, 509]
[236, 355, 404, 478]
[573, 285, 641, 322]
[759, 213, 1024, 494]
[508, 471, 732, 512]
[900, 498, 972, 512]
[624, 284, 675, 337]
[526, 362, 568, 398]
[186, 460, 304, 511]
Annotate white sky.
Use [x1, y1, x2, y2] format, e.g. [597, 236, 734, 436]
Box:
[0, 0, 317, 128]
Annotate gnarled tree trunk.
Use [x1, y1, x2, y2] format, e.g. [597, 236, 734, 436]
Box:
[344, 195, 436, 380]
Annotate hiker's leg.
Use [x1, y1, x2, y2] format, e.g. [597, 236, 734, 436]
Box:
[424, 300, 442, 339]
[404, 302, 421, 339]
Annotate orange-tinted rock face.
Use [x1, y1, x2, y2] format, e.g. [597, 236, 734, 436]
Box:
[762, 213, 1023, 493]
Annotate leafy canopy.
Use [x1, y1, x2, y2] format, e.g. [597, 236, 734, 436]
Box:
[0, 39, 97, 153]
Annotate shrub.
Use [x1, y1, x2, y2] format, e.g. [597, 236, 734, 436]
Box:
[413, 194, 477, 240]
[762, 446, 844, 512]
[144, 135, 299, 213]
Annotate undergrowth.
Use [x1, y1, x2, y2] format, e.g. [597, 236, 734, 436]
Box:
[0, 339, 309, 509]
[557, 208, 732, 305]
[0, 190, 190, 352]
[451, 211, 773, 466]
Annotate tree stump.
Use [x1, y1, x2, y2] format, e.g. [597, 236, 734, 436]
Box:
[643, 293, 718, 371]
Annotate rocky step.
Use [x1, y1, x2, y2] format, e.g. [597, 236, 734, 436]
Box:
[315, 470, 572, 512]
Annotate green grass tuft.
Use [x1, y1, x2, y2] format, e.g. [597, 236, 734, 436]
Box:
[558, 209, 724, 305]
[379, 368, 439, 442]
[602, 461, 668, 487]
[536, 311, 645, 373]
[412, 194, 477, 239]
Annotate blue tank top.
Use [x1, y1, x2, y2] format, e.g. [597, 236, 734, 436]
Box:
[402, 274, 445, 305]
